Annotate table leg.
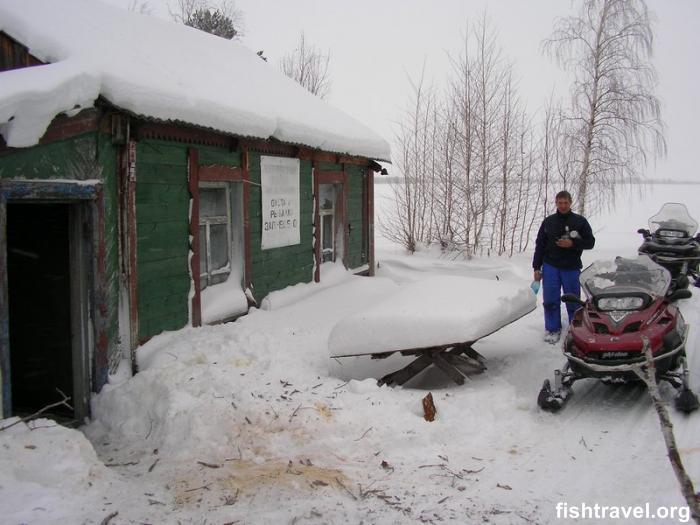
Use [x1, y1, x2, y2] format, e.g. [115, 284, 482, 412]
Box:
[431, 351, 466, 385]
[443, 352, 486, 375]
[377, 354, 433, 386]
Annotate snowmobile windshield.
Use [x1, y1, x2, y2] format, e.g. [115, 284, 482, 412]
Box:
[580, 255, 671, 301]
[648, 202, 698, 238]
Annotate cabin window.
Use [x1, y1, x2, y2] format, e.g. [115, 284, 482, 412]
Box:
[319, 184, 336, 262]
[199, 184, 231, 289]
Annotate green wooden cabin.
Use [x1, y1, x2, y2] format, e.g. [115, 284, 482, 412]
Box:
[0, 15, 388, 424]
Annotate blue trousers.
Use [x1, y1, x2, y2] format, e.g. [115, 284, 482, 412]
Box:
[542, 262, 581, 332]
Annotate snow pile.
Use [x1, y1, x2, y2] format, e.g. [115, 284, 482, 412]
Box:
[328, 275, 536, 357]
[0, 419, 115, 524]
[0, 0, 390, 160]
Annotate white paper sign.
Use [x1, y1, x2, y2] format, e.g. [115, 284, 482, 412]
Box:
[260, 155, 301, 250]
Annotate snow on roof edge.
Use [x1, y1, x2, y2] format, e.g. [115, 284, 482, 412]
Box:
[102, 100, 393, 164]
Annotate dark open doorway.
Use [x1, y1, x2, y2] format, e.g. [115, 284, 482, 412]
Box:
[7, 203, 75, 419]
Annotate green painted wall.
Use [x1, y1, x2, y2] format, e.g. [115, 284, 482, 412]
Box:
[198, 146, 241, 168]
[0, 131, 121, 377]
[345, 164, 367, 269]
[248, 152, 315, 303]
[135, 140, 190, 340]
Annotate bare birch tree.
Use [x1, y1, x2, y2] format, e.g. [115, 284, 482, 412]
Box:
[543, 0, 666, 216]
[471, 17, 509, 254]
[447, 27, 478, 254]
[280, 32, 332, 99]
[539, 93, 560, 217]
[432, 102, 460, 248]
[381, 67, 437, 252]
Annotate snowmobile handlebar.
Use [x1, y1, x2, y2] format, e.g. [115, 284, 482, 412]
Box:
[667, 288, 693, 303]
[560, 293, 585, 306]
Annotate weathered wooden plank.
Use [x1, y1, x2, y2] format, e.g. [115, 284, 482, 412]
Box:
[135, 164, 187, 184]
[1, 31, 44, 71]
[137, 220, 189, 239]
[135, 182, 190, 204]
[138, 305, 188, 341]
[136, 201, 189, 224]
[138, 256, 189, 281]
[136, 222, 189, 261]
[317, 161, 342, 172]
[199, 165, 243, 182]
[378, 354, 433, 386]
[255, 260, 314, 279]
[431, 352, 466, 385]
[138, 274, 190, 300]
[249, 265, 314, 303]
[136, 141, 187, 167]
[138, 293, 189, 320]
[253, 244, 312, 262]
[0, 134, 100, 180]
[137, 244, 188, 264]
[198, 146, 242, 167]
[443, 352, 486, 375]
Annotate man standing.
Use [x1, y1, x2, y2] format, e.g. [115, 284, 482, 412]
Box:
[533, 191, 595, 343]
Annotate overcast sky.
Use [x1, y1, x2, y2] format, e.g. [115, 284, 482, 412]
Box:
[105, 0, 699, 181]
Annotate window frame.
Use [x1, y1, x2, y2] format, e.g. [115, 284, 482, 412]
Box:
[198, 182, 231, 289]
[319, 183, 336, 263]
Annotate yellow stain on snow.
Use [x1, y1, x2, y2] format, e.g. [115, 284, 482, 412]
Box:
[314, 402, 333, 421]
[173, 459, 349, 507]
[231, 357, 253, 368]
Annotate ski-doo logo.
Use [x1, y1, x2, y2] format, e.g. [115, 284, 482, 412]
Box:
[600, 351, 633, 359]
[609, 311, 628, 323]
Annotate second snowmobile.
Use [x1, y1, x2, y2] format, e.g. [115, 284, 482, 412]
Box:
[637, 202, 700, 290]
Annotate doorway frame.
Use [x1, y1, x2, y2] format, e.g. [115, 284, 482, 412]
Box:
[0, 180, 105, 420]
[313, 165, 347, 282]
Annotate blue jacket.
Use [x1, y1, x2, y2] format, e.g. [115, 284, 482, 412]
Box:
[533, 211, 595, 270]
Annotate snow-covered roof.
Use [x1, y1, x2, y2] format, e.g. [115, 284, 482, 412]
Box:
[0, 0, 391, 161]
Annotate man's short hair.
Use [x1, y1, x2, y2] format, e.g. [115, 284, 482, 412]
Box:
[556, 190, 572, 201]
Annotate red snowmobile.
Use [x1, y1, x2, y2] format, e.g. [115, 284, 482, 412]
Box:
[538, 255, 698, 413]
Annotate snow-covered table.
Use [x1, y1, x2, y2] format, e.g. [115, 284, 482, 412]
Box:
[328, 276, 536, 386]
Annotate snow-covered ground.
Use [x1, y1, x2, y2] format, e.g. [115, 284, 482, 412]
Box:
[1, 182, 699, 524]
